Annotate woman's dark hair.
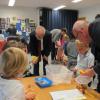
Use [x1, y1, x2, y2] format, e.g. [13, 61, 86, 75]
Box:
[61, 28, 67, 33]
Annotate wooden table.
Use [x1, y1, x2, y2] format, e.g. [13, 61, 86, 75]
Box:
[20, 77, 100, 100]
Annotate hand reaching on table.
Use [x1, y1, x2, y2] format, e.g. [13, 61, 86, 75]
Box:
[25, 85, 36, 100]
[71, 67, 78, 73]
[25, 92, 35, 100]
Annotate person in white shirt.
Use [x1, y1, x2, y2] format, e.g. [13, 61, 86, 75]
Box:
[0, 47, 35, 100]
[0, 77, 25, 100]
[73, 40, 94, 72]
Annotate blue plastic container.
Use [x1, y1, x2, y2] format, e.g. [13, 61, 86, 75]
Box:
[35, 77, 52, 88]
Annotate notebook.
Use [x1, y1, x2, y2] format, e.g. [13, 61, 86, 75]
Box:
[50, 89, 86, 100]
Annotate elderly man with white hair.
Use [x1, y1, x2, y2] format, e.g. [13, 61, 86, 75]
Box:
[29, 26, 52, 76]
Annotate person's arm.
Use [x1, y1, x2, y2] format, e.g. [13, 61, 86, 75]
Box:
[25, 85, 36, 100]
[8, 82, 35, 100]
[81, 55, 100, 77]
[8, 83, 25, 100]
[87, 54, 95, 68]
[71, 55, 79, 72]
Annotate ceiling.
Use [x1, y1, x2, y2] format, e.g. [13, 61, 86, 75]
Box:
[0, 0, 100, 10]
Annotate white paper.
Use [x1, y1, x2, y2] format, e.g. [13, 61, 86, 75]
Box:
[50, 89, 86, 100]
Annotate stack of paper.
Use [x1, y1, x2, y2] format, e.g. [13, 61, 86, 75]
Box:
[50, 89, 86, 100]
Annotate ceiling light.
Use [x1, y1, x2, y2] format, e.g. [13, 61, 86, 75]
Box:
[54, 5, 66, 11]
[72, 0, 82, 3]
[8, 0, 16, 7]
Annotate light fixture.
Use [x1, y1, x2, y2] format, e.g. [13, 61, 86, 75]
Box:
[72, 0, 82, 3]
[54, 5, 66, 11]
[8, 0, 16, 7]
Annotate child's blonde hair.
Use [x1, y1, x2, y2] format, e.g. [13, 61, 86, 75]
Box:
[75, 40, 89, 53]
[0, 47, 28, 79]
[75, 40, 89, 48]
[63, 34, 69, 41]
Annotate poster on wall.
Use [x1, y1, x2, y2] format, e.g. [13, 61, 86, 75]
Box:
[16, 19, 21, 32]
[11, 17, 17, 25]
[21, 19, 26, 31]
[0, 16, 36, 33]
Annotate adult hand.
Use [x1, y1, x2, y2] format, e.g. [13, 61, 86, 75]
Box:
[30, 56, 38, 64]
[43, 55, 48, 62]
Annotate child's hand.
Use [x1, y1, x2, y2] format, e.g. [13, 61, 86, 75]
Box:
[25, 85, 36, 100]
[25, 92, 35, 100]
[71, 67, 78, 72]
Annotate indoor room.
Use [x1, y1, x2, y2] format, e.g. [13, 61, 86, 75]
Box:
[0, 0, 100, 100]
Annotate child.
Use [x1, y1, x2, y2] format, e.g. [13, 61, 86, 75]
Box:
[0, 47, 35, 100]
[56, 47, 68, 65]
[73, 40, 95, 76]
[3, 40, 37, 77]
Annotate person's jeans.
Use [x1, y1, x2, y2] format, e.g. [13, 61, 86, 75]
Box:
[34, 62, 39, 76]
[43, 59, 48, 75]
[34, 59, 48, 76]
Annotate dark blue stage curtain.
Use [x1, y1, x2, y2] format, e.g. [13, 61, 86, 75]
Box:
[40, 8, 78, 34]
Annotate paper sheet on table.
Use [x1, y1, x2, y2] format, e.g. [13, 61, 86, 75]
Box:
[50, 89, 86, 100]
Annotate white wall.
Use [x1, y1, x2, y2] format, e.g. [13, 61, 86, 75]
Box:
[79, 4, 100, 23]
[0, 6, 40, 25]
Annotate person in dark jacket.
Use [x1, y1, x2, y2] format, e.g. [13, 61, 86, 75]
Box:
[29, 26, 52, 76]
[88, 16, 100, 92]
[73, 19, 100, 93]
